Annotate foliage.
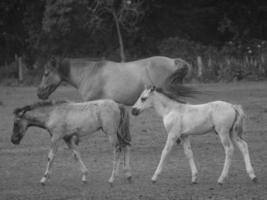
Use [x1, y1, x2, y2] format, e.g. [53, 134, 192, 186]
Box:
[158, 37, 205, 62]
[0, 0, 27, 63]
[0, 62, 18, 80]
[158, 37, 267, 82]
[86, 0, 146, 61]
[1, 0, 267, 84]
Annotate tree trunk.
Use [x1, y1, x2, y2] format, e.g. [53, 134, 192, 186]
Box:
[112, 9, 125, 62]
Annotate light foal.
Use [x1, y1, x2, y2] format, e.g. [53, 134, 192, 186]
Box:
[132, 86, 257, 184]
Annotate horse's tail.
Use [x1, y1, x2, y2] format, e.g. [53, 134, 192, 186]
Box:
[174, 58, 192, 82]
[231, 104, 246, 139]
[117, 104, 131, 150]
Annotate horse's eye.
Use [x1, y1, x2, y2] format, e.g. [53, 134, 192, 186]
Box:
[141, 97, 147, 102]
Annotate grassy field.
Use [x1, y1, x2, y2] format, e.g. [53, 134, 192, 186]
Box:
[0, 82, 267, 200]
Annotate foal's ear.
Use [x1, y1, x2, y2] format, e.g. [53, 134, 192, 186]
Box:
[145, 84, 156, 91]
[144, 84, 151, 89]
[151, 85, 156, 91]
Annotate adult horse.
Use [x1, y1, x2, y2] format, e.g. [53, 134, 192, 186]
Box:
[37, 56, 192, 105]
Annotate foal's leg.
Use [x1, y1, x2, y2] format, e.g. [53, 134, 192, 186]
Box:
[40, 138, 59, 185]
[233, 136, 257, 182]
[106, 132, 122, 185]
[217, 131, 234, 184]
[108, 145, 121, 185]
[152, 133, 176, 183]
[182, 136, 198, 184]
[123, 145, 132, 182]
[65, 137, 88, 183]
[104, 121, 122, 185]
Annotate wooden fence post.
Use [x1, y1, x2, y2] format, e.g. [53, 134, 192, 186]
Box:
[197, 56, 203, 81]
[18, 56, 23, 81]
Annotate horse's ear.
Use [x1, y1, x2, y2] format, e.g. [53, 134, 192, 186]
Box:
[151, 85, 156, 91]
[50, 56, 57, 68]
[13, 106, 29, 117]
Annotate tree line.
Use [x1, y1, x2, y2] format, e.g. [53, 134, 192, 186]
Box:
[1, 0, 267, 67]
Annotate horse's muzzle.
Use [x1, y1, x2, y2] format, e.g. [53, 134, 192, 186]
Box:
[11, 136, 21, 145]
[37, 88, 49, 100]
[131, 108, 140, 116]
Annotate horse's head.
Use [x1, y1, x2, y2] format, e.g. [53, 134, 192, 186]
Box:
[11, 108, 30, 145]
[132, 85, 156, 116]
[37, 57, 62, 100]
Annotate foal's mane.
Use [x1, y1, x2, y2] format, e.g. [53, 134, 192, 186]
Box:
[13, 100, 68, 116]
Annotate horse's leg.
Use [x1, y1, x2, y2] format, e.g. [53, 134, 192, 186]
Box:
[182, 136, 198, 184]
[65, 137, 88, 183]
[217, 130, 234, 184]
[40, 138, 59, 185]
[123, 145, 132, 182]
[232, 135, 257, 182]
[151, 133, 176, 183]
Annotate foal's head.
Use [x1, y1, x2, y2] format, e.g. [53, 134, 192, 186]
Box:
[11, 106, 32, 145]
[131, 86, 156, 116]
[132, 83, 197, 116]
[37, 56, 67, 100]
[11, 101, 67, 145]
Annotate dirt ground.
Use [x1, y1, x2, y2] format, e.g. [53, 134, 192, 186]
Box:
[0, 82, 267, 200]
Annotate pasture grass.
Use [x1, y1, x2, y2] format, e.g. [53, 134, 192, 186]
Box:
[0, 82, 267, 200]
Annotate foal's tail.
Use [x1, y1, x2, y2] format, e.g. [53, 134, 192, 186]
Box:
[232, 104, 246, 139]
[117, 105, 131, 149]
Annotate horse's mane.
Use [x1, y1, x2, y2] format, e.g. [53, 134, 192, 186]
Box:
[154, 67, 199, 103]
[53, 57, 106, 78]
[69, 57, 104, 62]
[13, 100, 68, 116]
[155, 85, 197, 104]
[165, 65, 189, 85]
[66, 58, 106, 66]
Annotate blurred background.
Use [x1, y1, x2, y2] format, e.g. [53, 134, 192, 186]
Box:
[1, 0, 267, 84]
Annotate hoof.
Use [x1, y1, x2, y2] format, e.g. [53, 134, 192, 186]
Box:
[191, 181, 197, 185]
[109, 182, 114, 188]
[40, 177, 47, 186]
[40, 181, 46, 186]
[82, 180, 88, 184]
[252, 177, 258, 183]
[127, 176, 132, 183]
[152, 179, 157, 184]
[217, 182, 223, 186]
